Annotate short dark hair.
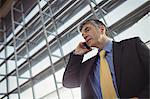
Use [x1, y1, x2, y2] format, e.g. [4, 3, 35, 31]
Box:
[78, 19, 106, 32]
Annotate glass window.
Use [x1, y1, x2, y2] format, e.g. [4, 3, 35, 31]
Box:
[104, 0, 149, 27]
[31, 56, 50, 76]
[9, 94, 18, 99]
[6, 45, 14, 58]
[0, 80, 6, 94]
[0, 95, 4, 99]
[7, 60, 16, 74]
[8, 76, 18, 92]
[0, 75, 4, 81]
[114, 14, 150, 42]
[0, 64, 6, 75]
[34, 75, 56, 98]
[20, 88, 33, 99]
[0, 49, 5, 59]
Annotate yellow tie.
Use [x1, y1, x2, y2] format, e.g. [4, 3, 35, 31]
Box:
[100, 50, 117, 99]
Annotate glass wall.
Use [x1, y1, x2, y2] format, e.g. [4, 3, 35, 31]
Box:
[0, 0, 149, 99]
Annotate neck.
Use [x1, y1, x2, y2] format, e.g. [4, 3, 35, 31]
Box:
[97, 36, 109, 49]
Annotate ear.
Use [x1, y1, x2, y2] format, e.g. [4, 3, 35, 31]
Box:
[99, 25, 105, 33]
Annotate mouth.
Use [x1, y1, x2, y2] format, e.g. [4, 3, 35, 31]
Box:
[86, 38, 92, 43]
[84, 35, 93, 43]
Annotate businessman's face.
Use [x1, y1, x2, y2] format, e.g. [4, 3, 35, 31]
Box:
[81, 22, 106, 48]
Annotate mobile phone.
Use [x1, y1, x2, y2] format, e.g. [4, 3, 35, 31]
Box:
[83, 42, 91, 50]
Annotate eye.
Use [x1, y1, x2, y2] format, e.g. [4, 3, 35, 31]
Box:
[85, 27, 90, 32]
[86, 29, 89, 32]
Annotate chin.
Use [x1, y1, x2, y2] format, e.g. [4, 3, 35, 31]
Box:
[88, 43, 94, 47]
[88, 41, 95, 47]
[88, 40, 96, 47]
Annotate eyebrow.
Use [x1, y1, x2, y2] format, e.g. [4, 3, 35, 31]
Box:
[83, 27, 89, 32]
[81, 26, 89, 37]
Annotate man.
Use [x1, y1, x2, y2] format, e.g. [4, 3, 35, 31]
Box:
[62, 19, 149, 99]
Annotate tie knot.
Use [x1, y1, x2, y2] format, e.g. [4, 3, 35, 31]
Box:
[100, 50, 106, 58]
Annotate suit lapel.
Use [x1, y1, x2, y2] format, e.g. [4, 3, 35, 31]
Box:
[81, 56, 97, 86]
[113, 41, 122, 91]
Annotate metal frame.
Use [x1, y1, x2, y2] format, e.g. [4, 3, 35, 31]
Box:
[19, 0, 36, 98]
[0, 12, 8, 99]
[11, 0, 21, 98]
[37, 0, 61, 98]
[10, 0, 36, 98]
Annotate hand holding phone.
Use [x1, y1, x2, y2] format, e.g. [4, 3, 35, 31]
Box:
[74, 42, 92, 55]
[82, 42, 91, 50]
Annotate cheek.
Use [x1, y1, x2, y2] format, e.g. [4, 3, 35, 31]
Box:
[95, 33, 100, 39]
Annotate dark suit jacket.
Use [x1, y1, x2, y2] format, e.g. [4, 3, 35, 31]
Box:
[63, 37, 149, 99]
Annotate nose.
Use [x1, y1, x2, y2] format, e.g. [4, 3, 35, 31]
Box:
[82, 33, 88, 40]
[82, 32, 87, 37]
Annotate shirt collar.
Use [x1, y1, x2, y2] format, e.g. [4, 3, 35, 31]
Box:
[98, 39, 112, 53]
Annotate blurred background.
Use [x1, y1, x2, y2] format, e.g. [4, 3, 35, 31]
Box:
[0, 0, 149, 99]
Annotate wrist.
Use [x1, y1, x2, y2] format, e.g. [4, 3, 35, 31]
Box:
[73, 50, 84, 55]
[73, 50, 82, 55]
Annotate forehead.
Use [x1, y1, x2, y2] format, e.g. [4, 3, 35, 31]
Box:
[81, 22, 94, 31]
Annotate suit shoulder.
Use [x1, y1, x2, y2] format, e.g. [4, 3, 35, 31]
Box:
[117, 37, 141, 44]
